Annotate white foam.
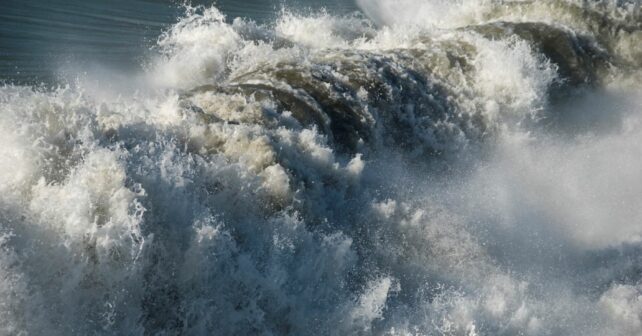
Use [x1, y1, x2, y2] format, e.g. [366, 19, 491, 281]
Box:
[0, 2, 641, 334]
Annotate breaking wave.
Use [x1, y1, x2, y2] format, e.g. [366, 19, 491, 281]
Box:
[1, 1, 642, 335]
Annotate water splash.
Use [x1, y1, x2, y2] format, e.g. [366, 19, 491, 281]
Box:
[1, 2, 642, 335]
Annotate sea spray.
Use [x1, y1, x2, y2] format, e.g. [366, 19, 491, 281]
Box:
[0, 1, 641, 334]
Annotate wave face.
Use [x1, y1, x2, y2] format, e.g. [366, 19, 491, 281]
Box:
[1, 1, 642, 335]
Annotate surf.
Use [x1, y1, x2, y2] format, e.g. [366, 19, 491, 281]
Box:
[0, 1, 641, 335]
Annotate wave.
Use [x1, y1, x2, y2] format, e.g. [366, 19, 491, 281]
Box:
[1, 1, 642, 335]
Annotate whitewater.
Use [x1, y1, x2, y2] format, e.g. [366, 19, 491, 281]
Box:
[1, 0, 642, 334]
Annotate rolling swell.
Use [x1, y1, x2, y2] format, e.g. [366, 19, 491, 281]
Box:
[1, 1, 642, 335]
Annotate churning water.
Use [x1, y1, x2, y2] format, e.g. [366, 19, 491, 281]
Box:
[1, 0, 642, 335]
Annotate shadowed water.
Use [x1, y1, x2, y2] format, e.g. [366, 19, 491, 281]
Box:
[1, 1, 642, 335]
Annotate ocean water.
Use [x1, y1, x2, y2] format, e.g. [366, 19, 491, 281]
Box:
[0, 0, 358, 83]
[1, 0, 642, 335]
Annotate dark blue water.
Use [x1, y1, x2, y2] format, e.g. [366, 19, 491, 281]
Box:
[0, 0, 359, 84]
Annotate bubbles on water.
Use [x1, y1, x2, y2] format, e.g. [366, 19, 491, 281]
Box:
[0, 1, 641, 335]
